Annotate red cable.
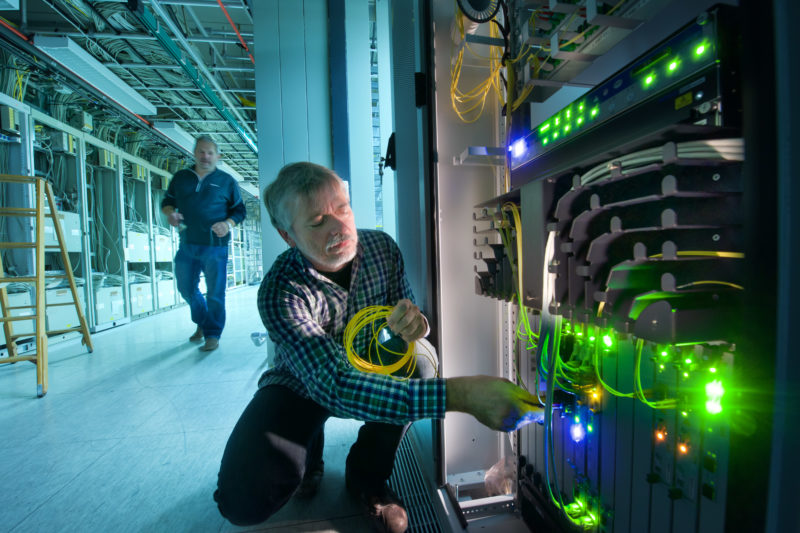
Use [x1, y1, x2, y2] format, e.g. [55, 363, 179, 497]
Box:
[0, 18, 30, 42]
[216, 0, 255, 65]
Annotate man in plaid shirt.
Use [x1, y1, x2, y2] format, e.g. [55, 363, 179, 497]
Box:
[214, 163, 541, 532]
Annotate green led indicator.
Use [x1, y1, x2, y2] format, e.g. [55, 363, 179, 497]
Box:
[542, 137, 550, 146]
[705, 379, 724, 414]
[681, 411, 689, 417]
[685, 358, 692, 365]
[591, 107, 599, 118]
[553, 131, 560, 140]
[540, 122, 551, 134]
[695, 43, 707, 56]
[578, 102, 585, 112]
[587, 424, 593, 433]
[709, 367, 717, 373]
[683, 372, 689, 378]
[577, 117, 584, 126]
[564, 125, 571, 134]
[589, 335, 596, 341]
[602, 334, 613, 348]
[659, 364, 665, 370]
[660, 351, 668, 357]
[574, 415, 580, 424]
[668, 60, 678, 72]
[554, 116, 560, 126]
[645, 73, 656, 87]
[566, 109, 572, 119]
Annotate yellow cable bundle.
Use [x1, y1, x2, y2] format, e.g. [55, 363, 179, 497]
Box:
[344, 306, 437, 380]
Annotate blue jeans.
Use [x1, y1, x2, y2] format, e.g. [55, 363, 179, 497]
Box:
[175, 242, 228, 338]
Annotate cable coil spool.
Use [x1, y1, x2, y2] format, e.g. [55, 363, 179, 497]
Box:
[343, 305, 437, 380]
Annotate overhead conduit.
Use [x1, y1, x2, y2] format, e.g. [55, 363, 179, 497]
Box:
[126, 0, 258, 154]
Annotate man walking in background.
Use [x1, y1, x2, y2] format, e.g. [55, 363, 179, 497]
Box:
[161, 135, 246, 352]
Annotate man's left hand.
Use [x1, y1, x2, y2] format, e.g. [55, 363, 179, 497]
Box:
[212, 221, 231, 237]
[387, 299, 427, 343]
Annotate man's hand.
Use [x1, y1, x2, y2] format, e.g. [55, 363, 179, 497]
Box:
[212, 220, 231, 237]
[386, 299, 427, 342]
[446, 375, 544, 432]
[166, 211, 184, 228]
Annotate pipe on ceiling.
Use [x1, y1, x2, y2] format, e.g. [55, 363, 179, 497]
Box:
[127, 0, 257, 154]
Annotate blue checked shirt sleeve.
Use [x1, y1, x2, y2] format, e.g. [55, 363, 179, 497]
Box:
[259, 280, 445, 424]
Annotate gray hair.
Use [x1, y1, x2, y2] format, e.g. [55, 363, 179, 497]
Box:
[194, 135, 219, 153]
[263, 162, 346, 231]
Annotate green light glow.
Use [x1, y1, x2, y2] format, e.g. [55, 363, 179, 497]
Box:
[555, 117, 560, 126]
[661, 351, 668, 357]
[705, 379, 724, 414]
[681, 411, 688, 417]
[566, 109, 571, 119]
[553, 131, 560, 140]
[668, 60, 678, 72]
[695, 43, 707, 56]
[578, 103, 585, 112]
[574, 415, 580, 424]
[564, 125, 571, 133]
[577, 117, 584, 125]
[709, 367, 717, 373]
[683, 372, 689, 378]
[645, 74, 655, 87]
[685, 358, 692, 365]
[587, 424, 593, 433]
[602, 334, 613, 347]
[589, 336, 596, 341]
[542, 137, 550, 146]
[659, 364, 665, 370]
[591, 107, 599, 117]
[540, 123, 550, 134]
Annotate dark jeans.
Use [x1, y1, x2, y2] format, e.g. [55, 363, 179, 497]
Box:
[174, 242, 228, 338]
[213, 385, 408, 526]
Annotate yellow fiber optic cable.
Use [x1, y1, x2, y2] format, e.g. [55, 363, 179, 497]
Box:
[343, 306, 437, 380]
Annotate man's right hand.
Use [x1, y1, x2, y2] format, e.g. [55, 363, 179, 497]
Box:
[446, 375, 544, 432]
[167, 211, 184, 227]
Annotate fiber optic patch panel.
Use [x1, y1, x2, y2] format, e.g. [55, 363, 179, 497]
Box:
[477, 5, 748, 533]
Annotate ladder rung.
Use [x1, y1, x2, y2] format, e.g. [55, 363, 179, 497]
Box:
[0, 315, 36, 322]
[0, 175, 37, 184]
[0, 277, 37, 284]
[46, 302, 77, 307]
[0, 207, 37, 217]
[0, 355, 37, 364]
[0, 243, 35, 249]
[9, 333, 35, 340]
[47, 327, 82, 336]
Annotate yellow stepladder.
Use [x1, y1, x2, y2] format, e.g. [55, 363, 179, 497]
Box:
[0, 175, 93, 397]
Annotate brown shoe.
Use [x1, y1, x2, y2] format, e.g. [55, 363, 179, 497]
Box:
[189, 327, 204, 342]
[346, 471, 408, 533]
[200, 337, 219, 351]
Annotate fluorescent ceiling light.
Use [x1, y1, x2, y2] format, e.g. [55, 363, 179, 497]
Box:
[153, 121, 195, 154]
[34, 35, 156, 116]
[218, 161, 244, 183]
[239, 181, 260, 198]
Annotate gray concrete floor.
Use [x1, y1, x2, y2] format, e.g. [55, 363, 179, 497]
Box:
[0, 286, 374, 533]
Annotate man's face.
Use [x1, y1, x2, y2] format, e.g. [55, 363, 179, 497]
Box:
[194, 140, 220, 174]
[279, 181, 358, 272]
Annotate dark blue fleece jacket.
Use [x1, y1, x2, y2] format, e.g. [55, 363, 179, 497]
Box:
[161, 167, 246, 246]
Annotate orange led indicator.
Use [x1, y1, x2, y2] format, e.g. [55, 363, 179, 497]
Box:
[656, 430, 667, 441]
[679, 443, 689, 454]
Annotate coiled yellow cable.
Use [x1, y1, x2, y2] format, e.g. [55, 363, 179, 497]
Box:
[343, 306, 438, 380]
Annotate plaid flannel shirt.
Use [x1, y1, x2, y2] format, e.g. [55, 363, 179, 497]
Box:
[257, 229, 446, 424]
